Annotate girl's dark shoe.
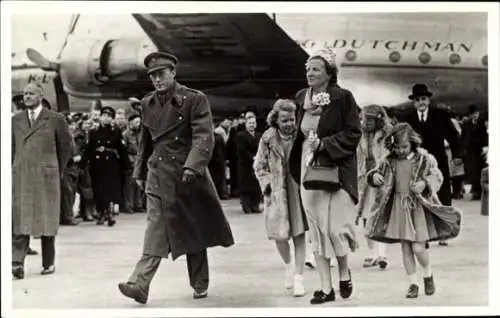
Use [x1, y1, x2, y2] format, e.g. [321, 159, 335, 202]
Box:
[424, 276, 435, 295]
[406, 284, 419, 298]
[310, 289, 335, 304]
[339, 269, 353, 299]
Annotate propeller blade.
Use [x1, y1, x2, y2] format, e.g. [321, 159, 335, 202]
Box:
[26, 48, 60, 71]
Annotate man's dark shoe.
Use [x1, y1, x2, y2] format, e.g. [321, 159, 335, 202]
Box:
[41, 265, 55, 275]
[310, 289, 335, 304]
[118, 282, 148, 304]
[27, 247, 38, 255]
[424, 275, 435, 295]
[12, 266, 24, 279]
[406, 284, 419, 298]
[193, 289, 208, 299]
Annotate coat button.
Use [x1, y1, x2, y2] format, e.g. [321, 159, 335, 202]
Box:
[105, 156, 109, 160]
[178, 116, 182, 120]
[96, 155, 100, 159]
[171, 156, 176, 160]
[158, 157, 162, 161]
[175, 137, 179, 140]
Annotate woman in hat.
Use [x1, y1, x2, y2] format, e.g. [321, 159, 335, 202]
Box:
[80, 106, 131, 226]
[288, 48, 361, 304]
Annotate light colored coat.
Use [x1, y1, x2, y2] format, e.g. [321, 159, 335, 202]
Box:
[12, 108, 72, 236]
[365, 148, 462, 243]
[254, 128, 300, 240]
[356, 128, 390, 218]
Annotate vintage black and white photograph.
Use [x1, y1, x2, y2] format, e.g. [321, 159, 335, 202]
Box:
[1, 1, 498, 317]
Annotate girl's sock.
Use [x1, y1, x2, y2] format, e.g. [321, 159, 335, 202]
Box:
[408, 273, 418, 285]
[423, 265, 432, 278]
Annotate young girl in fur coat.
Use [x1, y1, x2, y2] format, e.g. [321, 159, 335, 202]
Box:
[365, 123, 462, 299]
[356, 105, 392, 270]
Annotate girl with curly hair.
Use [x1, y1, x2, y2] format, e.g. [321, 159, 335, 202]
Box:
[365, 123, 462, 299]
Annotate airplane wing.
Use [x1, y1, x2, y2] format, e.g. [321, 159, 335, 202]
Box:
[132, 13, 308, 99]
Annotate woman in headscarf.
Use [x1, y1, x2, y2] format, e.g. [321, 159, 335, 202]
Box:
[289, 48, 362, 304]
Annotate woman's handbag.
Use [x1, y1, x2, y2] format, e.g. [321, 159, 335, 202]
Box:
[302, 153, 341, 192]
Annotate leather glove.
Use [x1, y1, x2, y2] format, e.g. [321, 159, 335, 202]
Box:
[263, 184, 272, 196]
[181, 169, 197, 185]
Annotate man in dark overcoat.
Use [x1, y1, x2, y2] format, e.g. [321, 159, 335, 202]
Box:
[12, 83, 73, 279]
[236, 113, 263, 214]
[461, 104, 488, 200]
[402, 84, 462, 246]
[118, 51, 234, 304]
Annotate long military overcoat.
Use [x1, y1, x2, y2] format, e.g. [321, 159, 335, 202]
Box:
[12, 108, 72, 236]
[134, 82, 234, 260]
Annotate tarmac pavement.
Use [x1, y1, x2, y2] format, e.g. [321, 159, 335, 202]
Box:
[11, 198, 489, 309]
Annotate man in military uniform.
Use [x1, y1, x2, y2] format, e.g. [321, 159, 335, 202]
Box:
[80, 106, 131, 226]
[118, 51, 234, 304]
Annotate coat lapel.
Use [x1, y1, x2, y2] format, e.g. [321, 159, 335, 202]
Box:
[14, 111, 31, 138]
[268, 133, 285, 159]
[143, 83, 187, 140]
[24, 108, 50, 141]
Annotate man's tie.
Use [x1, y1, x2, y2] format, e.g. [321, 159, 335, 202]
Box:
[29, 110, 36, 127]
[419, 111, 425, 123]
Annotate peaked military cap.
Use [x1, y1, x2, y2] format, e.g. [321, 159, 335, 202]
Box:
[100, 106, 116, 119]
[144, 51, 179, 75]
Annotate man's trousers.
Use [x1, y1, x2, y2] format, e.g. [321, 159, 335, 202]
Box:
[128, 249, 209, 295]
[12, 235, 55, 268]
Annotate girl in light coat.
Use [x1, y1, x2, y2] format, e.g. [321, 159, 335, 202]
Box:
[356, 105, 392, 270]
[254, 99, 309, 297]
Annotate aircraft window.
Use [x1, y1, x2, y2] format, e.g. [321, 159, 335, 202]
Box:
[449, 53, 461, 65]
[389, 51, 401, 63]
[418, 52, 431, 64]
[345, 50, 357, 62]
[482, 55, 488, 67]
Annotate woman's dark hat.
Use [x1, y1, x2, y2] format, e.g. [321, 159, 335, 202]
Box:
[144, 51, 178, 75]
[128, 114, 140, 122]
[100, 106, 116, 119]
[468, 104, 479, 114]
[408, 84, 433, 100]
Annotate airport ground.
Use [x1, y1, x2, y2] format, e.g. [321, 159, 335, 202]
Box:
[11, 197, 488, 309]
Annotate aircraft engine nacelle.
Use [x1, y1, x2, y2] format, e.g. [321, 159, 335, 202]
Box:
[59, 38, 156, 100]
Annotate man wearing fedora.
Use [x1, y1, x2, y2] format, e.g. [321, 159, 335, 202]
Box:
[403, 84, 462, 246]
[118, 51, 234, 304]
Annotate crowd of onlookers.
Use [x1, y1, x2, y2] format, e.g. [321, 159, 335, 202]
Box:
[13, 98, 488, 225]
